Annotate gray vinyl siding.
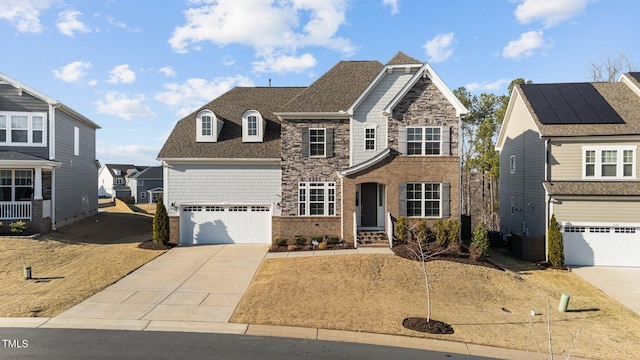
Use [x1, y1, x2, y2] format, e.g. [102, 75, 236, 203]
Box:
[498, 94, 546, 237]
[351, 69, 415, 166]
[133, 179, 163, 203]
[53, 108, 98, 227]
[0, 84, 50, 159]
[164, 162, 281, 217]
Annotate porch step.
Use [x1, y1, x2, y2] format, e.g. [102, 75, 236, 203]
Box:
[357, 231, 390, 248]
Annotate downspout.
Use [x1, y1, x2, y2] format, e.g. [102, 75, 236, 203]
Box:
[544, 138, 550, 262]
[50, 103, 60, 230]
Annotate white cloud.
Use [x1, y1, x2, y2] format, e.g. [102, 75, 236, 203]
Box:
[97, 144, 160, 166]
[423, 32, 455, 63]
[253, 53, 317, 74]
[502, 30, 546, 60]
[155, 75, 255, 116]
[0, 0, 53, 33]
[383, 0, 399, 14]
[222, 55, 235, 66]
[465, 79, 511, 92]
[95, 91, 156, 120]
[168, 0, 353, 73]
[515, 0, 588, 28]
[52, 61, 92, 83]
[159, 66, 176, 77]
[56, 10, 91, 37]
[107, 64, 136, 84]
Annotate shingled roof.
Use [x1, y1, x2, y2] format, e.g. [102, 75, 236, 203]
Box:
[281, 60, 383, 113]
[158, 87, 304, 159]
[516, 81, 640, 137]
[544, 181, 640, 196]
[385, 51, 421, 65]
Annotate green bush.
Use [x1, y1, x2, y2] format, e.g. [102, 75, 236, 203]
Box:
[294, 235, 306, 245]
[274, 238, 288, 246]
[470, 221, 490, 260]
[432, 219, 448, 247]
[9, 220, 26, 234]
[311, 235, 324, 243]
[414, 218, 429, 244]
[326, 235, 340, 245]
[152, 197, 170, 244]
[446, 219, 460, 248]
[548, 214, 564, 267]
[395, 216, 408, 243]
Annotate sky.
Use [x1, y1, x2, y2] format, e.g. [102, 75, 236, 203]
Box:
[0, 0, 638, 166]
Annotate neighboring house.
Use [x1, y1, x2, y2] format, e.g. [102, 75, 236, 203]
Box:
[496, 72, 640, 266]
[158, 52, 467, 245]
[126, 166, 163, 203]
[0, 72, 101, 233]
[98, 164, 146, 198]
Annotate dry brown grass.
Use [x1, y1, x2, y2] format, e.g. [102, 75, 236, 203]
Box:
[0, 212, 165, 317]
[231, 254, 640, 360]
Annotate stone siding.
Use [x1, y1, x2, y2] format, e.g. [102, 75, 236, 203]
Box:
[280, 119, 350, 216]
[272, 216, 341, 243]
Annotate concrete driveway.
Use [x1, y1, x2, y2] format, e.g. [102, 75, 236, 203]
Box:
[42, 244, 269, 333]
[571, 266, 640, 316]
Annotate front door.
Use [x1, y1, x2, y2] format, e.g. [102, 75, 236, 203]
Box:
[361, 183, 378, 227]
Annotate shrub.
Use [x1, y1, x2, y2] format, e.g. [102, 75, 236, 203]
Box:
[326, 235, 340, 245]
[274, 238, 288, 246]
[433, 219, 448, 247]
[548, 214, 564, 267]
[152, 197, 170, 244]
[294, 235, 306, 245]
[470, 221, 490, 260]
[414, 218, 429, 244]
[317, 242, 327, 250]
[311, 235, 324, 243]
[446, 219, 461, 254]
[395, 216, 409, 243]
[9, 220, 26, 234]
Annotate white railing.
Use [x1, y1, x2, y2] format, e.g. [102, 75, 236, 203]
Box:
[353, 212, 358, 249]
[387, 212, 393, 248]
[0, 201, 32, 220]
[43, 200, 52, 218]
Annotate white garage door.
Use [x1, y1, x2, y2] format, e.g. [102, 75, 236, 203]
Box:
[563, 225, 640, 266]
[180, 205, 271, 244]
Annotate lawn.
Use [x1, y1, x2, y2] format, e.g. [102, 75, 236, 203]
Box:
[0, 212, 165, 317]
[231, 253, 640, 360]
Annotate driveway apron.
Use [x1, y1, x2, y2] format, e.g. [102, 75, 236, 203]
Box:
[45, 244, 268, 331]
[571, 266, 640, 316]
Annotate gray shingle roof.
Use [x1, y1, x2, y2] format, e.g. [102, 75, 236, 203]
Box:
[129, 166, 162, 179]
[544, 181, 640, 196]
[281, 61, 382, 113]
[517, 82, 640, 136]
[385, 51, 421, 65]
[0, 151, 48, 161]
[158, 87, 304, 159]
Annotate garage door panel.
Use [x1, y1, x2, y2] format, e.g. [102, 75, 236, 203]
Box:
[563, 226, 640, 267]
[180, 205, 271, 244]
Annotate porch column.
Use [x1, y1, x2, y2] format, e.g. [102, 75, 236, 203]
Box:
[33, 167, 42, 200]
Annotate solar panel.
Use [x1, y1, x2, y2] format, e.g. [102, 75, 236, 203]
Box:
[630, 72, 640, 83]
[520, 83, 624, 125]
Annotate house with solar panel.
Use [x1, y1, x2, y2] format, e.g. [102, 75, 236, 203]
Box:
[496, 72, 640, 267]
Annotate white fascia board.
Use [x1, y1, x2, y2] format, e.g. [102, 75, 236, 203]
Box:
[337, 148, 391, 177]
[383, 64, 468, 118]
[158, 157, 280, 165]
[274, 112, 350, 121]
[0, 159, 61, 169]
[495, 89, 520, 152]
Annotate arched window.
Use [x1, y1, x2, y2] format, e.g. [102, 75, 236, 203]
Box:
[196, 110, 220, 142]
[242, 110, 264, 142]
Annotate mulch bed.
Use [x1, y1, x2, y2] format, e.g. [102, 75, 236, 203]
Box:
[537, 261, 571, 271]
[138, 241, 177, 250]
[402, 317, 454, 334]
[392, 242, 502, 270]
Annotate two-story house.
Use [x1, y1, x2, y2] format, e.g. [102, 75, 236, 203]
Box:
[158, 52, 466, 245]
[126, 166, 163, 204]
[497, 73, 640, 266]
[0, 72, 101, 233]
[98, 164, 146, 199]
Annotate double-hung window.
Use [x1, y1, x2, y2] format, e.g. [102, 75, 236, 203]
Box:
[583, 146, 636, 179]
[298, 182, 335, 216]
[406, 183, 441, 217]
[309, 129, 326, 157]
[0, 112, 47, 146]
[365, 128, 376, 150]
[201, 115, 212, 136]
[247, 116, 257, 136]
[0, 170, 33, 201]
[406, 127, 441, 155]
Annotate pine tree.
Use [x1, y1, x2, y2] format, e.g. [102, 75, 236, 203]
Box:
[153, 197, 170, 245]
[548, 214, 564, 266]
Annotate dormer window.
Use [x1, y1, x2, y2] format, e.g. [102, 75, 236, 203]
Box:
[242, 110, 265, 142]
[196, 109, 222, 142]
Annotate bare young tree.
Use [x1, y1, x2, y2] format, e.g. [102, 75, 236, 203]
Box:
[588, 54, 635, 82]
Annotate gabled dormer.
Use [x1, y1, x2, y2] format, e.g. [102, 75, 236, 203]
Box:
[242, 109, 266, 142]
[196, 109, 223, 142]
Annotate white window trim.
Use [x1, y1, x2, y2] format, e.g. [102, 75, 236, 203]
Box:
[0, 111, 47, 147]
[115, 178, 124, 185]
[509, 155, 516, 174]
[196, 110, 218, 142]
[298, 182, 336, 216]
[582, 145, 636, 179]
[242, 109, 263, 142]
[137, 180, 144, 186]
[309, 128, 327, 158]
[406, 182, 441, 218]
[0, 169, 34, 201]
[139, 191, 146, 198]
[406, 126, 442, 156]
[73, 126, 79, 156]
[364, 125, 377, 151]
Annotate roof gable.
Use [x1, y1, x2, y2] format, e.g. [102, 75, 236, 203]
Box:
[385, 51, 421, 65]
